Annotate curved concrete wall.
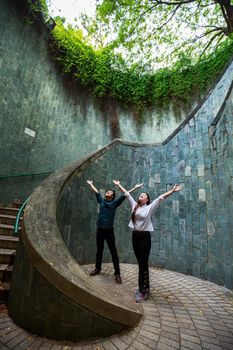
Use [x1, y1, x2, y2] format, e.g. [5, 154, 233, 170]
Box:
[57, 69, 233, 290]
[8, 143, 143, 341]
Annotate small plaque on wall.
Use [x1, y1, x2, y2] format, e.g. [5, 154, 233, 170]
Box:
[24, 127, 36, 138]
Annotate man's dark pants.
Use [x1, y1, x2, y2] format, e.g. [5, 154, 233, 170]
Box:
[95, 227, 120, 276]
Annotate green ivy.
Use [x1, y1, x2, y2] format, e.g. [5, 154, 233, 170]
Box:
[26, 0, 49, 21]
[51, 22, 233, 109]
[27, 1, 233, 113]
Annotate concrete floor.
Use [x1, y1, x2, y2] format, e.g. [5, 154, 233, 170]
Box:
[0, 263, 233, 349]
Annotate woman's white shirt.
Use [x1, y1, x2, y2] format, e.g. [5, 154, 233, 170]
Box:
[125, 192, 164, 231]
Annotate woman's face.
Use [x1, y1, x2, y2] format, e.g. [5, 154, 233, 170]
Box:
[138, 192, 149, 205]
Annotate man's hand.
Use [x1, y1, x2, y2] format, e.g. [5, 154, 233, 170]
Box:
[113, 179, 120, 186]
[86, 180, 99, 193]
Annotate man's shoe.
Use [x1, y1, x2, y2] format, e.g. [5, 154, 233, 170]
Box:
[89, 268, 100, 276]
[115, 275, 122, 284]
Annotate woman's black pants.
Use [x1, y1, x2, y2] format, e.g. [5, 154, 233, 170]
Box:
[95, 227, 120, 276]
[132, 231, 151, 293]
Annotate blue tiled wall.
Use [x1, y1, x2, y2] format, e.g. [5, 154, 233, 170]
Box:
[58, 67, 233, 289]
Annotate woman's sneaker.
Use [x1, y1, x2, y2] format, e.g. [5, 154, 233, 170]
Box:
[135, 291, 148, 303]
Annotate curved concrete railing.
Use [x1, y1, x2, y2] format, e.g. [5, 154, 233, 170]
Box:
[8, 140, 143, 340]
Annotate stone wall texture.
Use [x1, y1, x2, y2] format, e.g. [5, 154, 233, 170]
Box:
[0, 0, 202, 201]
[57, 69, 233, 290]
[0, 0, 231, 202]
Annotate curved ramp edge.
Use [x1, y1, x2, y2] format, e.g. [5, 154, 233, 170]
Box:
[8, 141, 143, 341]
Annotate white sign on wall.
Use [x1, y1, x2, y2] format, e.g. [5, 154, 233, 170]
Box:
[24, 127, 36, 138]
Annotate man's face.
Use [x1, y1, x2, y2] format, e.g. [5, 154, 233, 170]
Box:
[105, 190, 114, 200]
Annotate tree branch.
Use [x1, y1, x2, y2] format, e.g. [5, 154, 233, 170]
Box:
[149, 0, 196, 6]
[199, 30, 225, 56]
[128, 4, 159, 37]
[81, 22, 104, 46]
[143, 5, 181, 41]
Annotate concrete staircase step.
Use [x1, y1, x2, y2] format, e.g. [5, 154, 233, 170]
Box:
[0, 235, 19, 249]
[0, 207, 20, 216]
[0, 202, 23, 209]
[0, 203, 21, 302]
[0, 264, 14, 283]
[0, 249, 16, 264]
[0, 265, 9, 279]
[12, 202, 23, 209]
[0, 264, 14, 281]
[0, 224, 21, 235]
[0, 214, 22, 226]
[0, 282, 10, 303]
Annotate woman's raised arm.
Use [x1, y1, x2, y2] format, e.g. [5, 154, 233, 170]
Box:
[159, 184, 182, 199]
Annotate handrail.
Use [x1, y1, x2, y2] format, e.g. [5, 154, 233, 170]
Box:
[14, 197, 30, 235]
[0, 171, 53, 180]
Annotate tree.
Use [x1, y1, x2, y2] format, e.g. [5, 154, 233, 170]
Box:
[80, 0, 233, 67]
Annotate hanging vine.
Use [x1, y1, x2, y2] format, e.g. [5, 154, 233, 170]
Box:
[25, 0, 233, 115]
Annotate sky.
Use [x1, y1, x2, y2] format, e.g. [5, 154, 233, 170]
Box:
[46, 0, 172, 68]
[47, 0, 96, 24]
[46, 0, 215, 68]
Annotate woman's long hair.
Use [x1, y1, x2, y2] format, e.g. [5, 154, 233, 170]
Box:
[131, 193, 150, 223]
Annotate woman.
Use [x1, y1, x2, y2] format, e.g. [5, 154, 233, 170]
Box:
[113, 180, 182, 303]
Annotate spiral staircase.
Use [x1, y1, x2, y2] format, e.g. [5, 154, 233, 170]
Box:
[0, 203, 21, 303]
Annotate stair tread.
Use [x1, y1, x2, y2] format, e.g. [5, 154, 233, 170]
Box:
[0, 264, 9, 271]
[0, 223, 21, 229]
[0, 282, 10, 290]
[0, 214, 22, 219]
[0, 235, 19, 242]
[0, 207, 20, 211]
[0, 264, 13, 271]
[0, 248, 16, 255]
[5, 265, 13, 272]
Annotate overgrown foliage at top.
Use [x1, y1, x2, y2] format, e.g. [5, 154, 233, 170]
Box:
[50, 20, 233, 112]
[26, 0, 49, 22]
[81, 0, 233, 67]
[25, 0, 233, 114]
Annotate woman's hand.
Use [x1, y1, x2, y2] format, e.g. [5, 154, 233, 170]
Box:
[87, 180, 93, 185]
[172, 184, 182, 192]
[160, 184, 182, 199]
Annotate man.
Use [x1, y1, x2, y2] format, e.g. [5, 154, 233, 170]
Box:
[86, 180, 142, 283]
